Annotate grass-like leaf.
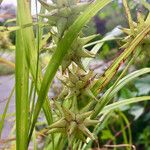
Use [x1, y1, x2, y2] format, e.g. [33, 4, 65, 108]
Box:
[91, 24, 150, 95]
[100, 96, 150, 115]
[0, 86, 15, 138]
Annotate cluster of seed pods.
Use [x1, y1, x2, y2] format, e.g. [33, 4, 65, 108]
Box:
[39, 0, 99, 144]
[121, 8, 150, 50]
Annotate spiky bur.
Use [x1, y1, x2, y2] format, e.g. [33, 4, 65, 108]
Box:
[39, 0, 97, 71]
[0, 31, 11, 49]
[46, 102, 99, 145]
[57, 63, 97, 108]
[121, 1, 150, 50]
[61, 35, 97, 72]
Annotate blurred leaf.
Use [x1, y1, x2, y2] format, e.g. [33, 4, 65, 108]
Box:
[129, 105, 144, 120]
[135, 75, 150, 95]
[119, 87, 137, 100]
[101, 130, 115, 140]
[100, 96, 150, 115]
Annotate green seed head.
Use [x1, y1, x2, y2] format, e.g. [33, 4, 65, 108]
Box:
[39, 0, 90, 37]
[57, 64, 97, 103]
[121, 12, 150, 49]
[40, 0, 96, 71]
[47, 102, 98, 143]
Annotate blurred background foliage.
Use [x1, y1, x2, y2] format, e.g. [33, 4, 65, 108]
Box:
[0, 0, 150, 149]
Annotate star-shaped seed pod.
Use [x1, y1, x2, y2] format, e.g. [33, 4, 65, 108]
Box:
[46, 102, 99, 145]
[44, 34, 97, 71]
[61, 35, 97, 72]
[39, 0, 97, 71]
[121, 10, 150, 49]
[57, 63, 97, 105]
[39, 0, 91, 37]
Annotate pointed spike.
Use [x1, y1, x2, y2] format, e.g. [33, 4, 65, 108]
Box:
[83, 88, 98, 101]
[120, 42, 131, 49]
[39, 9, 58, 17]
[62, 106, 75, 121]
[76, 111, 93, 122]
[81, 101, 96, 113]
[49, 118, 66, 129]
[78, 124, 95, 140]
[65, 90, 75, 99]
[79, 34, 99, 45]
[71, 62, 78, 73]
[39, 0, 57, 11]
[122, 36, 132, 43]
[62, 59, 71, 73]
[57, 88, 68, 100]
[122, 0, 134, 33]
[83, 118, 99, 127]
[47, 128, 66, 134]
[57, 75, 68, 86]
[120, 27, 132, 35]
[54, 101, 63, 115]
[78, 48, 95, 58]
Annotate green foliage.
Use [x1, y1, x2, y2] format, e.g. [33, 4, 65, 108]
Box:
[135, 75, 150, 95]
[0, 0, 150, 149]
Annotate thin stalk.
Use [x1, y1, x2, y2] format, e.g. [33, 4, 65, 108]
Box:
[0, 86, 15, 138]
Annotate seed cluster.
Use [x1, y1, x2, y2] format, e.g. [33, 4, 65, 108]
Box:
[57, 64, 97, 105]
[39, 0, 96, 71]
[48, 103, 98, 144]
[121, 12, 150, 50]
[40, 0, 99, 144]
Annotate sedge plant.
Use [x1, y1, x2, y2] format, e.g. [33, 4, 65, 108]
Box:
[0, 0, 150, 149]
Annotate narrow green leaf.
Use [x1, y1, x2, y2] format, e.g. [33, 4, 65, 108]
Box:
[91, 24, 150, 95]
[0, 86, 15, 138]
[16, 13, 29, 150]
[100, 96, 150, 115]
